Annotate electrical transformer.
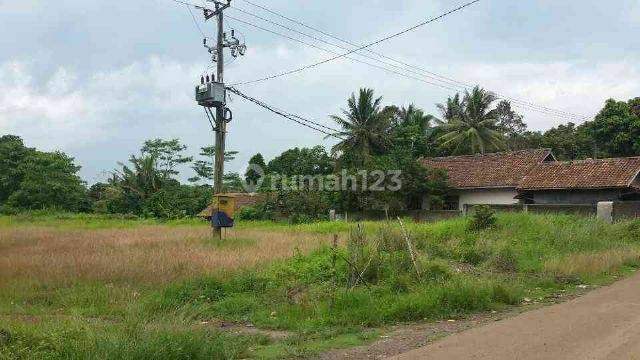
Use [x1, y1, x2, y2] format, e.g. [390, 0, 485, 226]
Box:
[195, 82, 226, 108]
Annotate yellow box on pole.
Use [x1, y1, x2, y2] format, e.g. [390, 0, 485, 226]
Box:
[211, 194, 236, 221]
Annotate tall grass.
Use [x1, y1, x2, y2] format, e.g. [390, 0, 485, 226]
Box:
[2, 212, 640, 359]
[0, 226, 329, 285]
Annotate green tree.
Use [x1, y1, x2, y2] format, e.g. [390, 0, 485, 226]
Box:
[189, 146, 238, 183]
[436, 93, 463, 121]
[437, 86, 507, 154]
[387, 105, 439, 158]
[540, 122, 593, 160]
[223, 172, 245, 193]
[0, 135, 34, 203]
[141, 138, 193, 178]
[8, 151, 87, 211]
[115, 156, 165, 198]
[583, 97, 640, 157]
[330, 88, 389, 166]
[245, 153, 266, 184]
[267, 146, 333, 176]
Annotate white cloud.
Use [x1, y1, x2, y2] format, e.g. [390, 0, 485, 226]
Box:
[0, 57, 203, 151]
[449, 60, 640, 130]
[2, 46, 638, 183]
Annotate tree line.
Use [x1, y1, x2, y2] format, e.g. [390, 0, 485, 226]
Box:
[1, 87, 638, 220]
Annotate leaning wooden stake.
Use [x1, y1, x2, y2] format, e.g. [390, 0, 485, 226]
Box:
[329, 234, 338, 310]
[397, 217, 421, 281]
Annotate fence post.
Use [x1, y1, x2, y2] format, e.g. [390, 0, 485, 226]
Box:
[597, 201, 614, 223]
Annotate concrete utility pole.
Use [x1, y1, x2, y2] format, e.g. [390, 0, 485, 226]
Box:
[213, 2, 226, 197]
[195, 0, 247, 239]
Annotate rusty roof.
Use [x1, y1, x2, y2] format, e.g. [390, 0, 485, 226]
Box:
[517, 157, 640, 190]
[420, 149, 554, 189]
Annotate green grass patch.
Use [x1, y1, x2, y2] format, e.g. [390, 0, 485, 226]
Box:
[3, 212, 640, 358]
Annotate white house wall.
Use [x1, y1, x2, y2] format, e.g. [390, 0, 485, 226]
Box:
[457, 188, 519, 211]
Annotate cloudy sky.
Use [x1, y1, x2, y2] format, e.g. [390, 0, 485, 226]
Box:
[1, 0, 639, 183]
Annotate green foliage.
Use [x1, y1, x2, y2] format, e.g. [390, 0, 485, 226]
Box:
[0, 135, 34, 203]
[525, 97, 640, 160]
[467, 205, 497, 231]
[0, 320, 258, 360]
[5, 213, 640, 358]
[142, 184, 212, 219]
[189, 146, 238, 183]
[539, 122, 593, 160]
[492, 246, 518, 272]
[329, 88, 389, 167]
[8, 151, 88, 211]
[586, 97, 640, 157]
[267, 146, 333, 177]
[141, 138, 193, 178]
[237, 206, 258, 220]
[437, 86, 507, 155]
[278, 191, 332, 224]
[245, 153, 266, 186]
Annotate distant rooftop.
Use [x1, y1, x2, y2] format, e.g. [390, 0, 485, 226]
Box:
[518, 157, 640, 190]
[420, 149, 554, 189]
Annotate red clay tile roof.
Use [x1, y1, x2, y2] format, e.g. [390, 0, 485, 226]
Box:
[517, 157, 640, 190]
[420, 149, 554, 189]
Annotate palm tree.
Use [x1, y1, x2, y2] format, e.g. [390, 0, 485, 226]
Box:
[330, 88, 389, 165]
[397, 104, 436, 131]
[436, 93, 463, 122]
[114, 155, 164, 198]
[436, 86, 507, 155]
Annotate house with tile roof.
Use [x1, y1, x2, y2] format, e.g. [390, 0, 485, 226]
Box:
[420, 149, 640, 211]
[517, 157, 640, 205]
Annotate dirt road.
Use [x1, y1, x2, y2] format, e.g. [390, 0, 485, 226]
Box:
[391, 271, 640, 360]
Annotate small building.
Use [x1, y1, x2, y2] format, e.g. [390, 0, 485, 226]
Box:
[517, 157, 640, 204]
[197, 192, 268, 219]
[421, 149, 555, 211]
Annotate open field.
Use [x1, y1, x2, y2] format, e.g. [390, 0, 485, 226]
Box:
[1, 213, 640, 359]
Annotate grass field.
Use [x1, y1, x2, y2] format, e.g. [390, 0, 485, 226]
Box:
[1, 212, 640, 359]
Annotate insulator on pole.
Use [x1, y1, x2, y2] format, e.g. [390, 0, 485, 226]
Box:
[206, 75, 210, 83]
[201, 76, 205, 85]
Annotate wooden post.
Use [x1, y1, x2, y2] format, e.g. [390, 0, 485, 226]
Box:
[397, 217, 421, 281]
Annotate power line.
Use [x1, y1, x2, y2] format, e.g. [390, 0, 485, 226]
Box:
[230, 0, 481, 86]
[227, 86, 345, 140]
[224, 15, 463, 92]
[229, 6, 468, 89]
[235, 0, 589, 121]
[223, 13, 585, 122]
[172, 0, 589, 121]
[185, 4, 206, 38]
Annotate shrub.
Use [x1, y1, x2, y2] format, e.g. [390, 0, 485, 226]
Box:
[237, 206, 258, 221]
[467, 205, 496, 231]
[0, 204, 18, 215]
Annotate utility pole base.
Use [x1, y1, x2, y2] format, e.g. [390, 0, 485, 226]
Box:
[213, 227, 222, 240]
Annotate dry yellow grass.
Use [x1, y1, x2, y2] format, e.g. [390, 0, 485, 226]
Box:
[0, 225, 331, 285]
[544, 248, 640, 276]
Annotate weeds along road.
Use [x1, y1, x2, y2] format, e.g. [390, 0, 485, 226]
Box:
[391, 270, 640, 360]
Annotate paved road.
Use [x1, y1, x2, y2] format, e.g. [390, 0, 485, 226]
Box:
[390, 272, 640, 360]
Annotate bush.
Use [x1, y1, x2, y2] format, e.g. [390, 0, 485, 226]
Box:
[467, 205, 497, 231]
[237, 206, 258, 221]
[0, 204, 19, 215]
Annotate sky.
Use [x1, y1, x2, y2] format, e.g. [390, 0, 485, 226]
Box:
[1, 0, 639, 184]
